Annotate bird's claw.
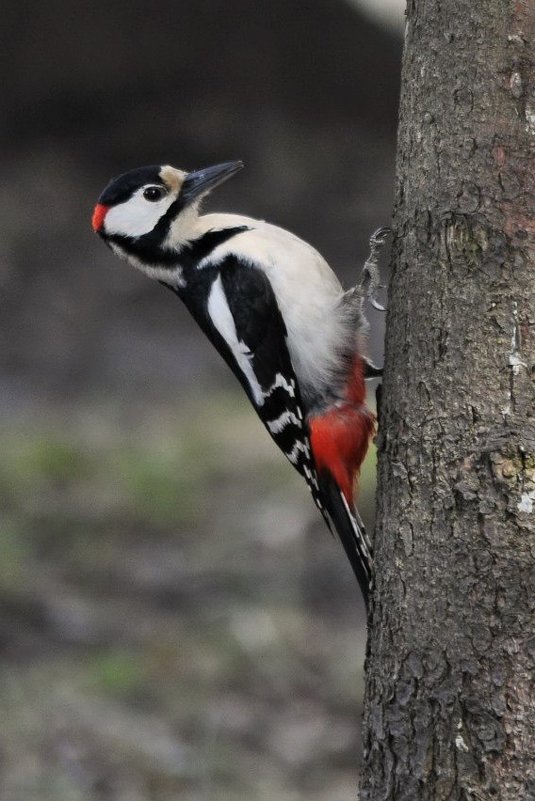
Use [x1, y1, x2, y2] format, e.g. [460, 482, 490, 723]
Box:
[360, 227, 392, 311]
[370, 226, 392, 242]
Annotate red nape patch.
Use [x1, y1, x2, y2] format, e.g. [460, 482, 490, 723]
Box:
[310, 404, 375, 505]
[91, 203, 109, 232]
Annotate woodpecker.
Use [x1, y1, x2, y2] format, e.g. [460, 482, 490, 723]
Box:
[92, 161, 377, 607]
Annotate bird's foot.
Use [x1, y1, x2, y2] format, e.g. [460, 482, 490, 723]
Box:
[360, 226, 391, 311]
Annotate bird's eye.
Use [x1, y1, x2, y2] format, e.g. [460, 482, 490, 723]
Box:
[143, 186, 166, 202]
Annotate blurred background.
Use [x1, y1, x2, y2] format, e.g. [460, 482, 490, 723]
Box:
[1, 2, 402, 799]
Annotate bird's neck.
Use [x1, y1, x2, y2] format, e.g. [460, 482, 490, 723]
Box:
[171, 225, 250, 274]
[166, 210, 252, 249]
[109, 211, 249, 286]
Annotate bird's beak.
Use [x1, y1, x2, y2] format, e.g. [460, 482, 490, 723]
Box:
[180, 161, 244, 206]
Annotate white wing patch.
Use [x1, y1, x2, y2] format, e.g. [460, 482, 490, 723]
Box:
[266, 410, 302, 434]
[207, 275, 264, 406]
[264, 373, 296, 399]
[206, 270, 321, 514]
[207, 275, 302, 414]
[285, 440, 311, 465]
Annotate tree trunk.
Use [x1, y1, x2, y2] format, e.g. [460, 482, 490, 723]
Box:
[361, 2, 535, 800]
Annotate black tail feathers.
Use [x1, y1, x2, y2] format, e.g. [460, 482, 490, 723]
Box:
[319, 473, 373, 610]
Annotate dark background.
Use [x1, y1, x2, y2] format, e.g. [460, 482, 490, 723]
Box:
[1, 2, 401, 799]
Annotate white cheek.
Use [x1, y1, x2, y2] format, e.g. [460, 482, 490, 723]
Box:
[104, 193, 175, 237]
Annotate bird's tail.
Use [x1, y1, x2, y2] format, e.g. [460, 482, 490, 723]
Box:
[318, 472, 373, 610]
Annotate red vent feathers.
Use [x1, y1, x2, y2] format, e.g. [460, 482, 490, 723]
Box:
[309, 357, 375, 503]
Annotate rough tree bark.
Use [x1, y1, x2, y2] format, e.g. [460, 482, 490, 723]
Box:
[361, 2, 535, 800]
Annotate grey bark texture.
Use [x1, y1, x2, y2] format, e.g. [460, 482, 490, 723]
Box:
[361, 2, 535, 800]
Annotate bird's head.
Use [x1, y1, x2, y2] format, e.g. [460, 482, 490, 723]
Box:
[92, 161, 243, 272]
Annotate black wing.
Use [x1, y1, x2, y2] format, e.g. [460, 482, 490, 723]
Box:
[218, 259, 373, 604]
[216, 257, 319, 489]
[164, 256, 372, 604]
[163, 255, 317, 486]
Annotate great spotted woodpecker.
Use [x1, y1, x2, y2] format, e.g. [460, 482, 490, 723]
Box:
[92, 161, 378, 607]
